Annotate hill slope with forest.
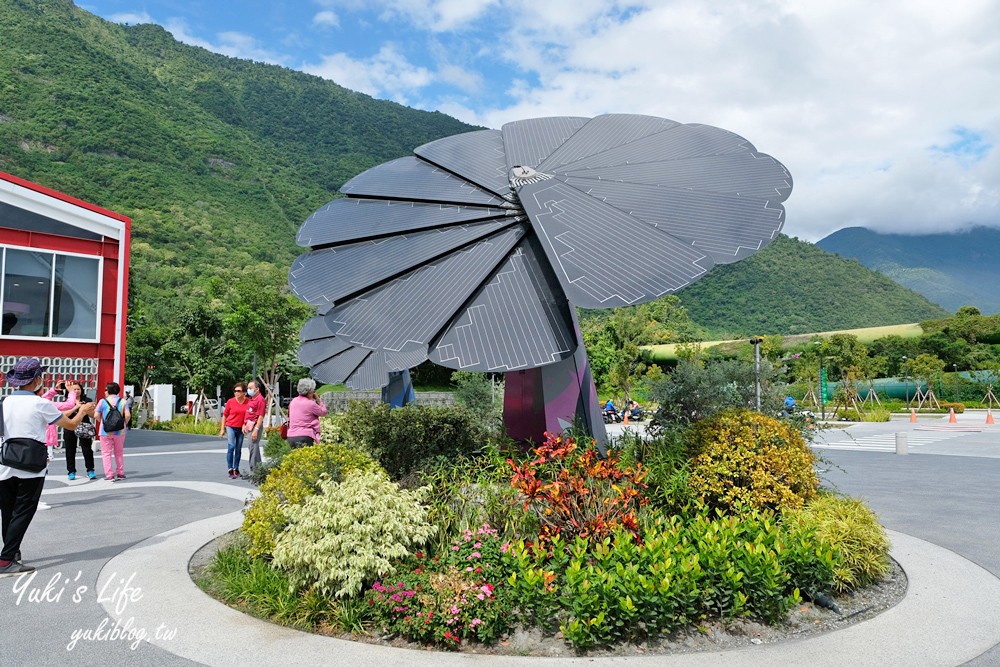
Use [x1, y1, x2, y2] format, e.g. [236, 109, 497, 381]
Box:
[0, 0, 473, 317]
[674, 235, 949, 336]
[816, 226, 1000, 315]
[0, 1, 948, 338]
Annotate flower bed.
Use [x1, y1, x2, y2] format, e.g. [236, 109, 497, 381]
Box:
[203, 407, 893, 654]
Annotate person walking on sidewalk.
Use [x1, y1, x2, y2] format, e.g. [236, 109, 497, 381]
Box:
[243, 380, 267, 471]
[219, 382, 250, 479]
[95, 382, 130, 482]
[63, 383, 96, 480]
[1, 358, 95, 577]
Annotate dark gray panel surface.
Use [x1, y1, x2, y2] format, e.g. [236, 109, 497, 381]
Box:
[414, 130, 512, 198]
[291, 114, 793, 387]
[537, 114, 680, 172]
[297, 197, 512, 248]
[558, 176, 784, 262]
[559, 151, 792, 201]
[310, 345, 371, 384]
[340, 156, 508, 206]
[289, 219, 516, 309]
[552, 123, 752, 172]
[502, 117, 589, 171]
[518, 179, 712, 308]
[324, 227, 525, 353]
[431, 239, 576, 372]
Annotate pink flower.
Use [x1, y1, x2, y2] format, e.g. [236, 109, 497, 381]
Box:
[450, 605, 460, 615]
[500, 543, 510, 554]
[474, 542, 481, 548]
[471, 618, 483, 627]
[477, 593, 485, 600]
[466, 566, 473, 572]
[451, 545, 459, 551]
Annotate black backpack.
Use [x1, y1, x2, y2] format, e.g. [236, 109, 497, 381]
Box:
[102, 398, 127, 433]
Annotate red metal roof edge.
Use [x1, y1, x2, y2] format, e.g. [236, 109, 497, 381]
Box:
[0, 170, 131, 225]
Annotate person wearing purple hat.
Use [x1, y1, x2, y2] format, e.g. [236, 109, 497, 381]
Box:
[0, 358, 95, 577]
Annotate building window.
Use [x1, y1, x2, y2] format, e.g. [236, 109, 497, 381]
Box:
[1, 247, 100, 340]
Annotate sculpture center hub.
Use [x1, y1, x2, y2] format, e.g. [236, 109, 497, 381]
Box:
[509, 165, 552, 188]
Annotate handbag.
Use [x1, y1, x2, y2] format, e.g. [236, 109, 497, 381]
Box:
[1, 437, 48, 473]
[0, 398, 48, 473]
[74, 421, 97, 439]
[279, 421, 289, 440]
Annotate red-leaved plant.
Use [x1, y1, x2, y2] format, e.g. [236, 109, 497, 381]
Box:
[508, 432, 648, 545]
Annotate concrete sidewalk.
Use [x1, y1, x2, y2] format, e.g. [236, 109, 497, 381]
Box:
[1, 428, 999, 665]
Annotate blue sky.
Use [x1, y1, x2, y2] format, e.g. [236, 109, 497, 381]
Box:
[77, 0, 1000, 241]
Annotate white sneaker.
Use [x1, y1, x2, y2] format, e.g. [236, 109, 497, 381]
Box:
[36, 502, 51, 511]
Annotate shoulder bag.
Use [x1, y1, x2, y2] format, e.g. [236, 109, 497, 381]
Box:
[0, 397, 49, 473]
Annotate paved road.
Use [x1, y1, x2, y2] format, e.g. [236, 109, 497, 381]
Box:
[2, 424, 999, 665]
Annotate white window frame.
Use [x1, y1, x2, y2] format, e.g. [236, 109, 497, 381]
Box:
[0, 243, 104, 343]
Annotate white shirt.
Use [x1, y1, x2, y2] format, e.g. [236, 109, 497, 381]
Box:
[0, 390, 62, 480]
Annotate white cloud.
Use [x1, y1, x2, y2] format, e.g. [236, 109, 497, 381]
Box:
[303, 44, 433, 104]
[163, 19, 291, 66]
[108, 11, 153, 25]
[439, 0, 1000, 241]
[312, 10, 340, 27]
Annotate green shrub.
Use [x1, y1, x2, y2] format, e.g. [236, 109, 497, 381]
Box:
[206, 535, 334, 628]
[143, 415, 220, 435]
[451, 370, 504, 439]
[786, 494, 890, 592]
[505, 508, 836, 651]
[242, 442, 379, 558]
[272, 472, 436, 598]
[685, 410, 818, 514]
[620, 430, 696, 514]
[338, 401, 480, 478]
[416, 447, 533, 554]
[938, 401, 965, 414]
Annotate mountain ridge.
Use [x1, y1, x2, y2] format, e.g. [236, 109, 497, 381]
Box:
[816, 226, 1000, 314]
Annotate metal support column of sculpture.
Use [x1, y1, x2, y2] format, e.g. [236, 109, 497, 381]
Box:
[288, 114, 792, 449]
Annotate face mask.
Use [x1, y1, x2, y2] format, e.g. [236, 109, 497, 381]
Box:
[247, 388, 256, 397]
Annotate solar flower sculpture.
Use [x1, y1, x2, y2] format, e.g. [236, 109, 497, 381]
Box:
[290, 114, 792, 449]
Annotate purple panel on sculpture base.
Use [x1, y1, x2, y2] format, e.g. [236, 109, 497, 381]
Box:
[503, 344, 607, 455]
[381, 370, 416, 407]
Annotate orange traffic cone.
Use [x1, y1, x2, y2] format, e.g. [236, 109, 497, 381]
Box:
[623, 410, 629, 425]
[987, 410, 995, 425]
[948, 408, 957, 423]
[909, 409, 917, 423]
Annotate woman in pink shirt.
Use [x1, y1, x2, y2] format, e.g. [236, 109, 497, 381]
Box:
[286, 378, 327, 448]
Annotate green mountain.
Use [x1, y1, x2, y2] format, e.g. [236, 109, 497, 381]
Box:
[816, 226, 1000, 315]
[675, 235, 949, 336]
[0, 1, 949, 340]
[0, 0, 473, 315]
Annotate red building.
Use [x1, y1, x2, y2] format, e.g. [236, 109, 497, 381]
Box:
[0, 171, 130, 391]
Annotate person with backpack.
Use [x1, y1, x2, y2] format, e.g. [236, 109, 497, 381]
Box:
[94, 382, 130, 482]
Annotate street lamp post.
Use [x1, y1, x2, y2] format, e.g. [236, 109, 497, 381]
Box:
[750, 338, 762, 411]
[814, 341, 825, 421]
[905, 360, 910, 408]
[953, 363, 958, 402]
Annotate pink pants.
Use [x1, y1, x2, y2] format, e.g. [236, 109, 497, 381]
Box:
[100, 433, 126, 480]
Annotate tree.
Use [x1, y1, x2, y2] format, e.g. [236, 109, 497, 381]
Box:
[222, 270, 313, 423]
[910, 353, 944, 409]
[648, 357, 785, 433]
[164, 300, 245, 421]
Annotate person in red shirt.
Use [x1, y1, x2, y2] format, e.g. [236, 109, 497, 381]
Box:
[242, 379, 267, 470]
[218, 382, 250, 479]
